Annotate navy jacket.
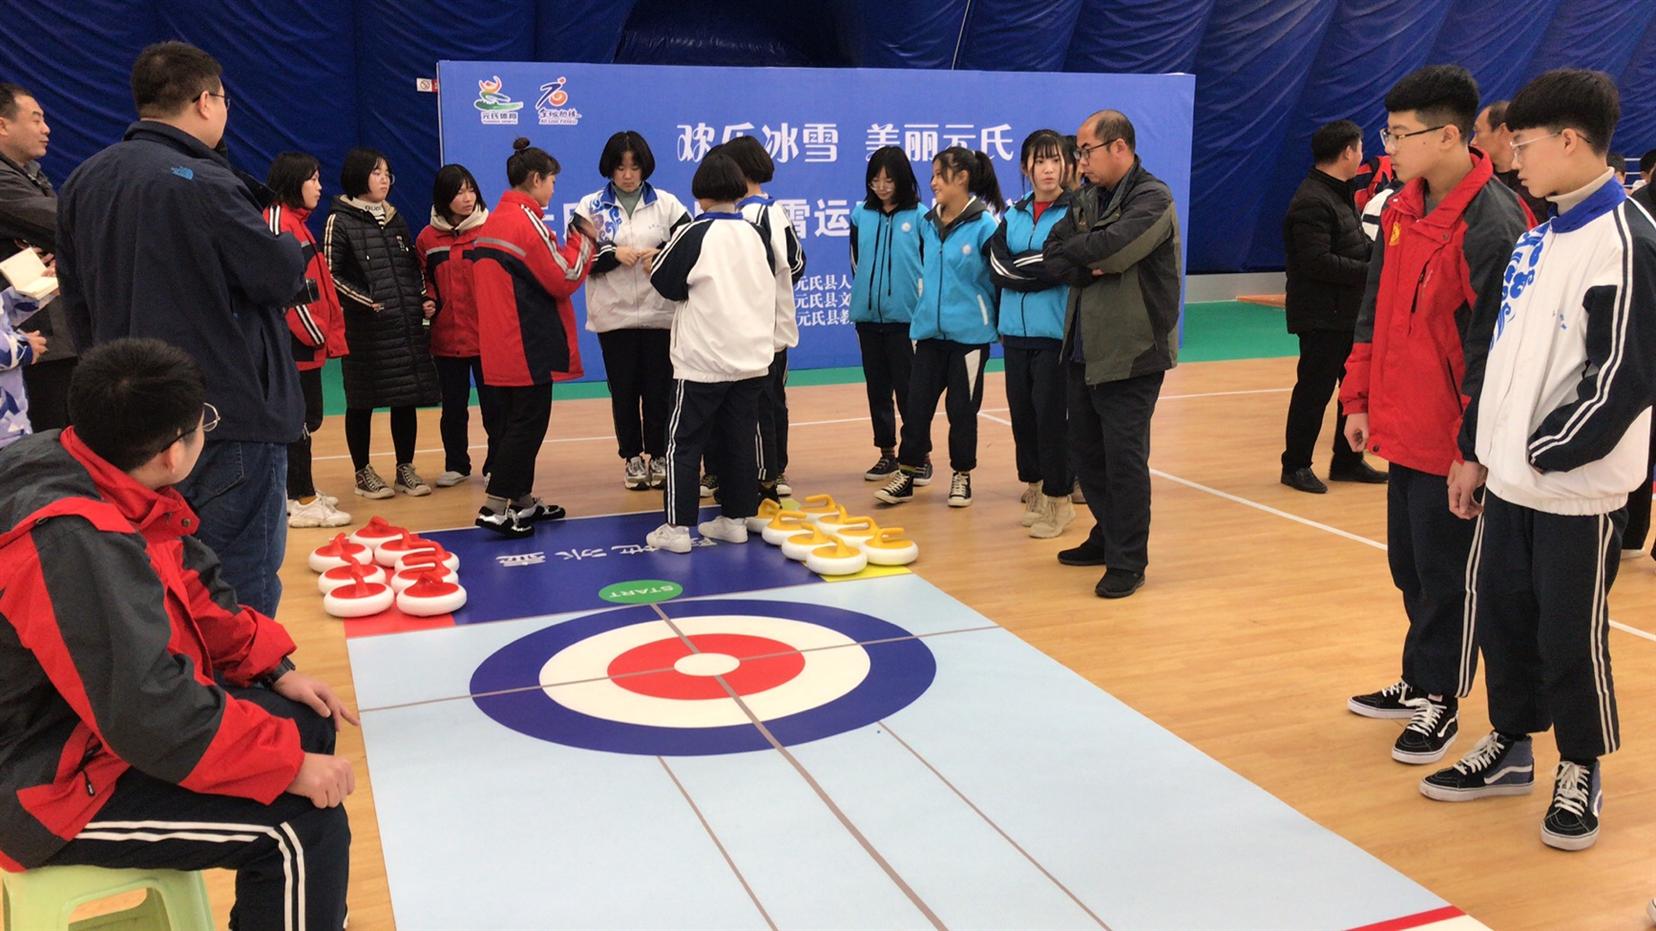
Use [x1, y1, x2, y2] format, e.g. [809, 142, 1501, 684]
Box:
[57, 122, 305, 444]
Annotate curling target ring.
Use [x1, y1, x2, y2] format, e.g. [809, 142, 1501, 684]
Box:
[470, 599, 936, 756]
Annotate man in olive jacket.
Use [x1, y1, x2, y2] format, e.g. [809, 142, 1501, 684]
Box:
[1280, 119, 1388, 494]
[1042, 109, 1180, 599]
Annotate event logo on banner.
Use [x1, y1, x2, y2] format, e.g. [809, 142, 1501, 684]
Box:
[439, 61, 1194, 383]
[473, 76, 522, 125]
[536, 77, 581, 126]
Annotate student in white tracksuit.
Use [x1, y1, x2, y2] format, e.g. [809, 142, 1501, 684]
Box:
[1429, 69, 1656, 855]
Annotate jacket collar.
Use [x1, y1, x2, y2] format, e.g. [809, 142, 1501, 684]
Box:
[1092, 157, 1144, 218]
[1011, 189, 1074, 215]
[737, 193, 772, 209]
[1550, 171, 1626, 234]
[123, 120, 227, 168]
[58, 427, 200, 539]
[334, 193, 397, 223]
[1388, 148, 1496, 228]
[598, 181, 658, 209]
[496, 189, 545, 215]
[1308, 167, 1353, 198]
[0, 150, 48, 191]
[428, 205, 489, 233]
[925, 195, 988, 237]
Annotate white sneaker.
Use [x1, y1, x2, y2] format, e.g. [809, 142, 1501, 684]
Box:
[1621, 547, 1646, 560]
[288, 498, 350, 528]
[318, 500, 353, 527]
[647, 523, 692, 554]
[435, 470, 469, 488]
[775, 474, 792, 498]
[698, 515, 749, 544]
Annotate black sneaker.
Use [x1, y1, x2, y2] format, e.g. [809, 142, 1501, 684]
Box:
[914, 460, 934, 487]
[864, 454, 900, 481]
[512, 499, 566, 523]
[475, 507, 532, 538]
[1541, 760, 1603, 851]
[947, 471, 972, 507]
[875, 470, 915, 505]
[1347, 680, 1416, 719]
[1058, 540, 1108, 566]
[1329, 460, 1389, 484]
[1095, 568, 1144, 599]
[1420, 731, 1535, 801]
[1280, 467, 1327, 494]
[1392, 695, 1458, 764]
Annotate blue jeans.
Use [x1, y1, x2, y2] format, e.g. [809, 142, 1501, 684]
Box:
[177, 440, 288, 617]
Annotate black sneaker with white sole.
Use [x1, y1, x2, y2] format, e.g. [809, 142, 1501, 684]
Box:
[475, 507, 532, 538]
[1391, 695, 1457, 764]
[1347, 679, 1417, 719]
[1420, 731, 1535, 801]
[914, 461, 934, 486]
[947, 471, 972, 507]
[864, 454, 900, 481]
[512, 500, 566, 523]
[1541, 760, 1603, 851]
[875, 470, 915, 505]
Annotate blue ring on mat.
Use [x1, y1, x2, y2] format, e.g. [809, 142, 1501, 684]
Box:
[470, 599, 936, 755]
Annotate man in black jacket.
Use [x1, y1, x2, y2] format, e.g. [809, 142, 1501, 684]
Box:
[0, 83, 75, 429]
[1042, 110, 1181, 599]
[1473, 101, 1547, 224]
[57, 42, 304, 617]
[1279, 120, 1387, 493]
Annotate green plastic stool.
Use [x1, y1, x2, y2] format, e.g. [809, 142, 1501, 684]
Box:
[2, 866, 213, 930]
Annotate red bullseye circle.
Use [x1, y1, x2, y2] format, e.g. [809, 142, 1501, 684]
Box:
[609, 634, 804, 700]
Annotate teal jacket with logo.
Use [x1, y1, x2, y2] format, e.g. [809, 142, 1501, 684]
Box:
[912, 197, 999, 344]
[848, 203, 924, 325]
[988, 191, 1071, 341]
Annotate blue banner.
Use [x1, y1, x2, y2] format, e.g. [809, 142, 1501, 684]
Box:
[437, 61, 1194, 380]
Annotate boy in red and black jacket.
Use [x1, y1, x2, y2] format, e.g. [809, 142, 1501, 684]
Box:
[1339, 65, 1529, 767]
[0, 339, 357, 930]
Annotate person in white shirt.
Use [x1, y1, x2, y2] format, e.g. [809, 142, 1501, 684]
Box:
[575, 132, 689, 492]
[1430, 68, 1656, 854]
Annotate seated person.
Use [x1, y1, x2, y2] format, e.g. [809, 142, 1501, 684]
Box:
[0, 337, 355, 930]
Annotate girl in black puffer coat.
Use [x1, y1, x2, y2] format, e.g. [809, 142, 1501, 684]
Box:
[324, 148, 442, 499]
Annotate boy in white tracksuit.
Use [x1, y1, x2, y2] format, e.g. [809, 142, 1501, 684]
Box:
[1428, 69, 1656, 853]
[643, 152, 776, 554]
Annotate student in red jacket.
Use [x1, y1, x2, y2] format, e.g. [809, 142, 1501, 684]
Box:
[264, 152, 351, 530]
[1340, 65, 1529, 766]
[0, 339, 357, 930]
[417, 163, 495, 488]
[470, 138, 597, 537]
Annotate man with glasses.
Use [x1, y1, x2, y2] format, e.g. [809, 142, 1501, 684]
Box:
[1042, 109, 1181, 599]
[56, 42, 305, 617]
[1339, 65, 1529, 767]
[0, 338, 354, 929]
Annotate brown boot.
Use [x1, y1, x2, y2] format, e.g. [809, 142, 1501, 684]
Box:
[1019, 481, 1043, 526]
[1030, 494, 1075, 539]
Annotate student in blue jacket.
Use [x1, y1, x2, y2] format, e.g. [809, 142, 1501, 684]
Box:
[849, 145, 927, 483]
[989, 129, 1076, 539]
[874, 147, 1002, 510]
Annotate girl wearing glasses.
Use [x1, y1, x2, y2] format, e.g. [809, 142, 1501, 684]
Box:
[323, 147, 442, 500]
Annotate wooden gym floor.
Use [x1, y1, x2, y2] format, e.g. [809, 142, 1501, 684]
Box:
[112, 354, 1656, 929]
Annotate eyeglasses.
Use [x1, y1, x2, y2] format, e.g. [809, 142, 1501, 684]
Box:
[158, 402, 219, 452]
[371, 168, 395, 185]
[1076, 139, 1118, 161]
[1510, 131, 1565, 162]
[203, 90, 229, 107]
[1380, 124, 1446, 150]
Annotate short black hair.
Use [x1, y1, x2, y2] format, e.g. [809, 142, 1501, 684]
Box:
[598, 131, 656, 181]
[1311, 120, 1363, 163]
[340, 147, 386, 199]
[265, 151, 320, 210]
[1083, 109, 1136, 152]
[691, 153, 747, 203]
[1641, 149, 1656, 176]
[507, 137, 559, 187]
[722, 135, 774, 184]
[69, 338, 206, 472]
[131, 41, 222, 119]
[432, 163, 482, 220]
[0, 83, 34, 121]
[1385, 64, 1480, 141]
[1482, 100, 1510, 129]
[1505, 68, 1619, 156]
[1609, 151, 1626, 171]
[864, 145, 919, 211]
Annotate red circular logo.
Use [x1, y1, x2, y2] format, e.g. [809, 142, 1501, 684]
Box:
[608, 634, 804, 699]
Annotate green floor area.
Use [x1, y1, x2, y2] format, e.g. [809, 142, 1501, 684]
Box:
[318, 301, 1292, 414]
